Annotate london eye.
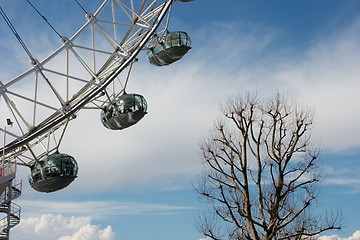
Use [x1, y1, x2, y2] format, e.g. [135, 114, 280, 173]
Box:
[0, 0, 191, 238]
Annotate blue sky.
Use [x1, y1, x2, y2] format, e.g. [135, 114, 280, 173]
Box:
[1, 0, 360, 239]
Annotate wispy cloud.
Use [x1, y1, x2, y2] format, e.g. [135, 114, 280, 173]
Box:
[17, 199, 198, 219]
[320, 158, 360, 191]
[324, 178, 360, 186]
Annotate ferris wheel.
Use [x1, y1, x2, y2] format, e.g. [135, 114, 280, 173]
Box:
[0, 0, 192, 193]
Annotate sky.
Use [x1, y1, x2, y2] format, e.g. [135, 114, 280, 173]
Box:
[1, 0, 360, 239]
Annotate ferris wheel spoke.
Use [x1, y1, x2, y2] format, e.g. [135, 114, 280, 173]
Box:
[1, 89, 32, 131]
[117, 1, 153, 28]
[42, 68, 92, 85]
[4, 90, 59, 112]
[93, 22, 130, 55]
[36, 69, 67, 109]
[67, 46, 100, 84]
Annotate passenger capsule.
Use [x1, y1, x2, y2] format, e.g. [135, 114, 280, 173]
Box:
[28, 152, 78, 193]
[147, 31, 191, 66]
[100, 93, 147, 130]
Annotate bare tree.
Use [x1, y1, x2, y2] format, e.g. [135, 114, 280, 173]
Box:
[196, 92, 342, 240]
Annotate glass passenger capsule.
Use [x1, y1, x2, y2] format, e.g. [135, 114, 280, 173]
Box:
[100, 93, 147, 130]
[147, 31, 191, 66]
[28, 152, 78, 193]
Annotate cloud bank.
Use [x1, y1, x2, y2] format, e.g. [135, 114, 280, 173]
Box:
[12, 214, 115, 240]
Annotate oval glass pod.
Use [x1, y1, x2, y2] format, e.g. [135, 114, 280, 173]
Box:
[100, 93, 148, 130]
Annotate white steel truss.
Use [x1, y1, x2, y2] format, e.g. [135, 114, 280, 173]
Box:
[0, 0, 175, 166]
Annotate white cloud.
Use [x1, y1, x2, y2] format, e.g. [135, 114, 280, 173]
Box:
[319, 230, 360, 240]
[271, 20, 360, 150]
[11, 214, 115, 240]
[201, 19, 360, 151]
